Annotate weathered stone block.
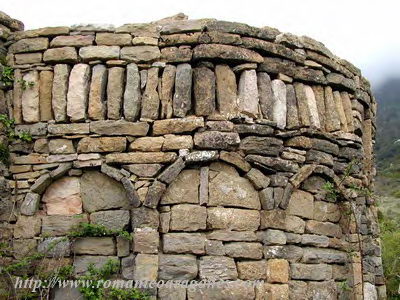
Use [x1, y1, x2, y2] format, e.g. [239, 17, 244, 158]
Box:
[290, 263, 332, 281]
[96, 33, 132, 46]
[133, 228, 159, 254]
[158, 254, 198, 280]
[237, 260, 267, 280]
[67, 64, 90, 122]
[170, 204, 206, 231]
[90, 120, 149, 136]
[209, 163, 260, 209]
[173, 63, 192, 117]
[238, 69, 259, 118]
[42, 177, 82, 216]
[131, 207, 159, 229]
[88, 64, 107, 120]
[130, 136, 164, 152]
[207, 207, 260, 231]
[81, 171, 130, 212]
[43, 47, 78, 63]
[199, 256, 238, 280]
[194, 131, 240, 150]
[224, 242, 263, 259]
[161, 169, 199, 204]
[153, 117, 204, 135]
[51, 35, 94, 47]
[9, 37, 49, 53]
[14, 216, 41, 238]
[267, 259, 289, 283]
[77, 137, 126, 153]
[265, 283, 289, 300]
[302, 247, 348, 264]
[193, 44, 263, 63]
[215, 64, 237, 117]
[42, 215, 88, 236]
[141, 67, 160, 120]
[106, 152, 177, 164]
[305, 220, 342, 238]
[193, 66, 215, 116]
[90, 210, 130, 231]
[287, 190, 314, 219]
[20, 192, 40, 216]
[79, 46, 120, 61]
[163, 233, 205, 255]
[120, 46, 160, 63]
[21, 71, 40, 123]
[73, 237, 115, 255]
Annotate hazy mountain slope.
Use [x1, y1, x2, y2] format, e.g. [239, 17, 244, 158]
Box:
[375, 78, 400, 169]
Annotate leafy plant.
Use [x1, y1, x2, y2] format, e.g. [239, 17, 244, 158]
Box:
[379, 213, 400, 299]
[0, 114, 32, 164]
[18, 79, 35, 90]
[0, 65, 14, 87]
[78, 260, 149, 300]
[0, 114, 32, 142]
[0, 143, 10, 165]
[321, 159, 368, 297]
[338, 280, 352, 292]
[68, 223, 132, 240]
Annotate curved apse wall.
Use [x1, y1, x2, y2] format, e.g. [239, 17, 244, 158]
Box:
[0, 11, 385, 300]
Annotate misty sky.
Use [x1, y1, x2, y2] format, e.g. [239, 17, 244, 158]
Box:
[2, 0, 400, 89]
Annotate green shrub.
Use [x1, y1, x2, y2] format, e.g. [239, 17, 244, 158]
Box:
[379, 213, 400, 299]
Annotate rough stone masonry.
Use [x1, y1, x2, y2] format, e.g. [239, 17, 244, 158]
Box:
[0, 10, 385, 300]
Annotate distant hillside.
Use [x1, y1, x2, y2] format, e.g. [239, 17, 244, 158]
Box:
[375, 78, 400, 170]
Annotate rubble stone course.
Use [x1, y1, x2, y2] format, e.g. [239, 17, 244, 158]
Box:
[0, 11, 384, 300]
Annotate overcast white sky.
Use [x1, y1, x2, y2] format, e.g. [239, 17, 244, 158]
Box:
[2, 0, 400, 88]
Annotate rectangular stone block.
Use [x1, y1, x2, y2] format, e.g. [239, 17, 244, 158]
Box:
[207, 207, 260, 231]
[163, 233, 206, 255]
[21, 70, 40, 123]
[42, 215, 88, 236]
[52, 64, 70, 122]
[77, 137, 126, 153]
[153, 117, 204, 135]
[67, 64, 90, 121]
[48, 123, 90, 135]
[199, 256, 238, 280]
[79, 45, 120, 61]
[88, 64, 107, 120]
[107, 67, 124, 119]
[90, 120, 149, 136]
[43, 47, 78, 63]
[73, 237, 115, 255]
[106, 152, 177, 164]
[170, 204, 207, 232]
[290, 263, 332, 281]
[39, 70, 54, 121]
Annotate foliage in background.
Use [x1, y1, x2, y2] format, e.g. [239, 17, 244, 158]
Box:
[379, 212, 400, 299]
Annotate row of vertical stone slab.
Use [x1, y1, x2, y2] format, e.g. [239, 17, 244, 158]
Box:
[12, 63, 359, 134]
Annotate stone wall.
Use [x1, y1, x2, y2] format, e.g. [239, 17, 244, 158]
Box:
[0, 11, 385, 300]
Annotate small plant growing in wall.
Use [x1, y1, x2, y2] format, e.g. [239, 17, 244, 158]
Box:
[0, 222, 147, 300]
[0, 63, 34, 90]
[0, 65, 14, 87]
[0, 114, 32, 164]
[322, 159, 371, 298]
[68, 223, 132, 240]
